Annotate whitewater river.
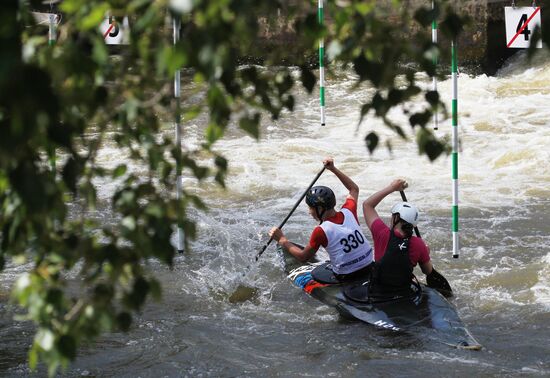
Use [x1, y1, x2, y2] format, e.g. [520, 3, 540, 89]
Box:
[1, 51, 550, 376]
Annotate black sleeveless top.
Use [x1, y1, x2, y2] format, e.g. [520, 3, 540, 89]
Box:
[372, 228, 413, 291]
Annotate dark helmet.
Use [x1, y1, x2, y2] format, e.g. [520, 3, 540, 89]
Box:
[305, 186, 336, 209]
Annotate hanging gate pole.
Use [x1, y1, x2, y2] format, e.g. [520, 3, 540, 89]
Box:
[318, 0, 326, 126]
[48, 14, 57, 46]
[451, 39, 459, 259]
[47, 2, 57, 174]
[173, 17, 185, 254]
[48, 0, 57, 46]
[432, 0, 439, 130]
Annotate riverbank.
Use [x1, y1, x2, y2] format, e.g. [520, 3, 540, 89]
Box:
[253, 0, 549, 74]
[31, 0, 548, 74]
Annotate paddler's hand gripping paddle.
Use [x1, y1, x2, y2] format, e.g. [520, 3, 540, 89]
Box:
[255, 167, 326, 261]
[399, 190, 453, 297]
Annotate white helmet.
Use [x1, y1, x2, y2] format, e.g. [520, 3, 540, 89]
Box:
[391, 202, 419, 227]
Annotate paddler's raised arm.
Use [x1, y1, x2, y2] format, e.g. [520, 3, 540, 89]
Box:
[363, 179, 408, 229]
[323, 157, 359, 202]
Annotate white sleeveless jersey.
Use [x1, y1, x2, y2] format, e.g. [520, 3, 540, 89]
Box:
[319, 208, 373, 274]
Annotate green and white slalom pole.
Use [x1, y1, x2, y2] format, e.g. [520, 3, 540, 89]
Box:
[173, 17, 184, 254]
[432, 0, 439, 130]
[451, 39, 459, 259]
[318, 0, 326, 126]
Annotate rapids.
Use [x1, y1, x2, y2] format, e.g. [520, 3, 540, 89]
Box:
[1, 51, 549, 376]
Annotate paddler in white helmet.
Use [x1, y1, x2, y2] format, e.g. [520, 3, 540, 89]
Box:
[362, 179, 433, 293]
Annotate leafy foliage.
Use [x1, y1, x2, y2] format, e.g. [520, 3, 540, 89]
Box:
[4, 0, 546, 375]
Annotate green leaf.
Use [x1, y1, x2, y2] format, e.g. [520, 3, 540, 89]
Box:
[354, 3, 371, 15]
[116, 312, 132, 332]
[238, 113, 261, 140]
[57, 334, 77, 360]
[62, 157, 80, 193]
[416, 127, 445, 161]
[113, 164, 127, 178]
[124, 277, 150, 310]
[365, 132, 379, 154]
[358, 104, 371, 126]
[414, 6, 435, 27]
[214, 157, 227, 171]
[45, 288, 64, 309]
[183, 105, 203, 122]
[425, 90, 439, 106]
[47, 360, 60, 378]
[440, 7, 468, 39]
[387, 89, 403, 106]
[28, 344, 39, 370]
[92, 38, 109, 65]
[300, 66, 316, 93]
[81, 4, 111, 30]
[205, 122, 224, 145]
[409, 110, 431, 128]
[148, 278, 162, 301]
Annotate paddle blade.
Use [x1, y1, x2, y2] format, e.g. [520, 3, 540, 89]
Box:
[426, 268, 453, 298]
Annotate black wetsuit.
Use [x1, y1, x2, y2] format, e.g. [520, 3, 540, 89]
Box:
[371, 228, 414, 294]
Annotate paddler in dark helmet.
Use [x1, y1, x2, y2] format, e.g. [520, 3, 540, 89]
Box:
[362, 179, 433, 293]
[269, 157, 373, 281]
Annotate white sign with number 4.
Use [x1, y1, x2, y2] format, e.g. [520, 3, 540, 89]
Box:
[505, 7, 543, 49]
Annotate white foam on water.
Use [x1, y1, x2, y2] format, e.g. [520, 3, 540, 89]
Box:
[214, 57, 549, 218]
[3, 53, 549, 353]
[165, 52, 550, 311]
[412, 351, 488, 367]
[531, 252, 550, 310]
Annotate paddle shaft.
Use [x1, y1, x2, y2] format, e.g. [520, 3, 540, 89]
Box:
[255, 166, 326, 261]
[399, 191, 421, 238]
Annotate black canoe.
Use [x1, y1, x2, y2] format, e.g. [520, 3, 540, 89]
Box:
[279, 245, 482, 350]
